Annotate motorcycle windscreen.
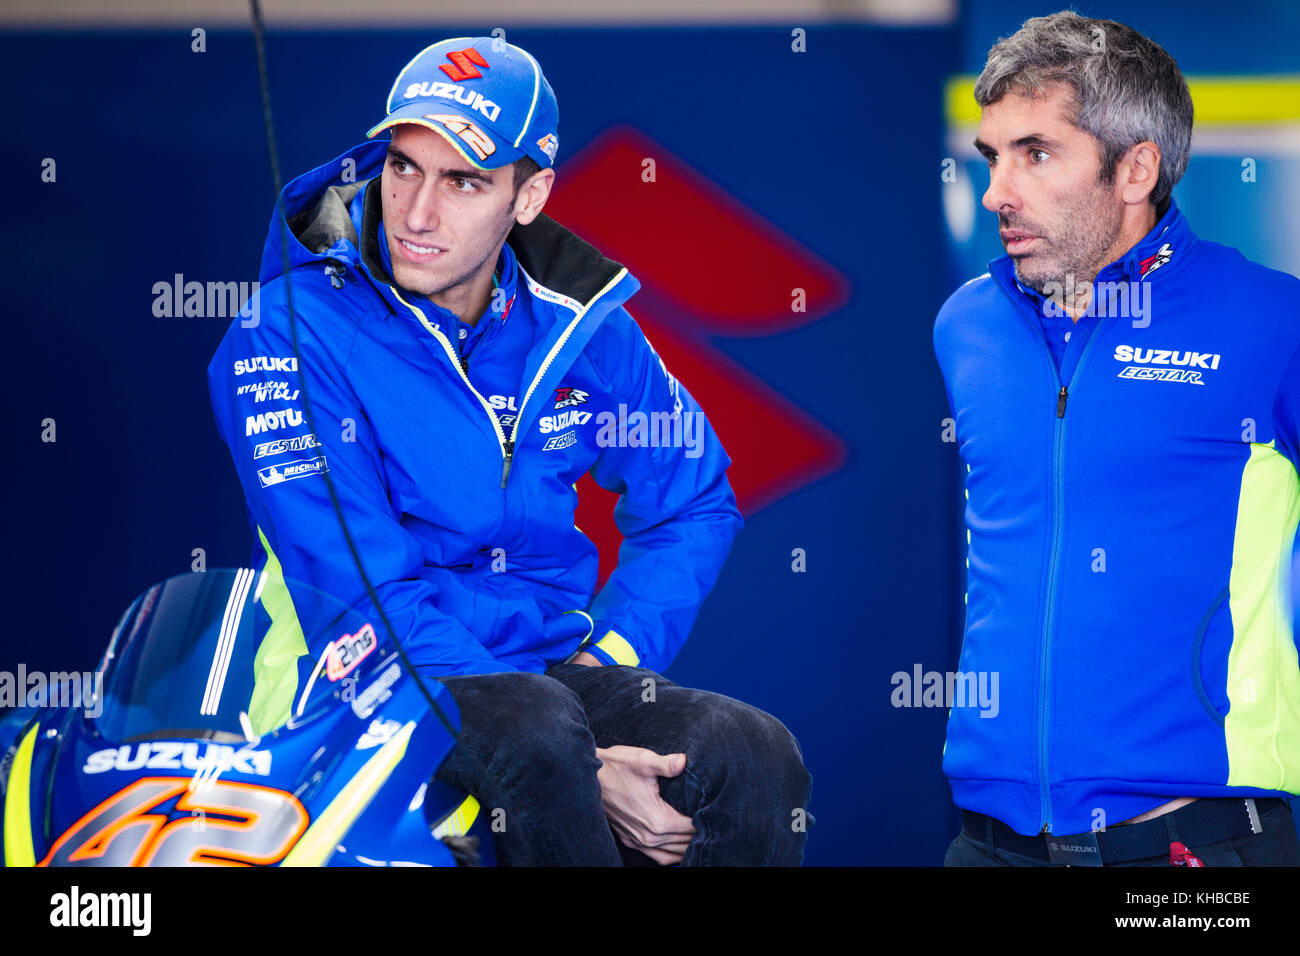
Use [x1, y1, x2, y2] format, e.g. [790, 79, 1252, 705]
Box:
[92, 568, 384, 742]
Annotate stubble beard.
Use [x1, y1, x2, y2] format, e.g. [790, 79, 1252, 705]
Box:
[1009, 181, 1124, 299]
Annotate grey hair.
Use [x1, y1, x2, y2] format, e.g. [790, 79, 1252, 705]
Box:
[973, 10, 1193, 211]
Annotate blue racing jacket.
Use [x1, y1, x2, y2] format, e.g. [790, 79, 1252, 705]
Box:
[934, 200, 1300, 836]
[207, 139, 742, 713]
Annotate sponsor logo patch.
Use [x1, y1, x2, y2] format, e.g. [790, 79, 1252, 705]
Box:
[554, 386, 589, 409]
[246, 408, 304, 436]
[1138, 242, 1173, 279]
[439, 47, 489, 82]
[1117, 367, 1204, 384]
[357, 717, 403, 751]
[542, 429, 578, 451]
[402, 80, 500, 122]
[352, 662, 402, 719]
[234, 356, 297, 376]
[1113, 344, 1220, 385]
[237, 379, 300, 403]
[83, 742, 271, 776]
[253, 433, 321, 460]
[539, 410, 592, 434]
[258, 455, 328, 487]
[537, 133, 558, 162]
[326, 623, 378, 682]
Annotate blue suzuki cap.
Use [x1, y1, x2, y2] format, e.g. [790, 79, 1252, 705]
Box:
[366, 36, 559, 171]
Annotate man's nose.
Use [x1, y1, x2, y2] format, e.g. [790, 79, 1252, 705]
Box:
[404, 180, 441, 233]
[982, 161, 1020, 215]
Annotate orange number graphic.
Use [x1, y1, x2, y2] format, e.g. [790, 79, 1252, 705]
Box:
[39, 777, 309, 867]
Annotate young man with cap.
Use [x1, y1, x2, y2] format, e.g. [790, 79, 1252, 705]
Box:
[935, 12, 1300, 866]
[208, 37, 811, 865]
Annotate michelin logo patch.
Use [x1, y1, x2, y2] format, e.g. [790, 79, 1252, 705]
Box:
[258, 455, 328, 487]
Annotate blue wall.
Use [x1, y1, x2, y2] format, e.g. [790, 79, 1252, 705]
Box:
[2, 3, 1295, 865]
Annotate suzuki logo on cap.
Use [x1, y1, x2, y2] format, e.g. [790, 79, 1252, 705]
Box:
[441, 47, 489, 82]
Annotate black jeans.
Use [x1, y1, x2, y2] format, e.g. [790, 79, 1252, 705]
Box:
[432, 662, 812, 866]
[944, 798, 1300, 866]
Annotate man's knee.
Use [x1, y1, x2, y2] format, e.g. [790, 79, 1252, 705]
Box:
[743, 707, 811, 806]
[435, 671, 594, 769]
[689, 697, 811, 809]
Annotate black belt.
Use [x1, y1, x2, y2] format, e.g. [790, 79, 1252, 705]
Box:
[961, 798, 1277, 865]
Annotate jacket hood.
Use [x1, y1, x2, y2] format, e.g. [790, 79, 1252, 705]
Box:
[257, 140, 385, 286]
[258, 138, 639, 320]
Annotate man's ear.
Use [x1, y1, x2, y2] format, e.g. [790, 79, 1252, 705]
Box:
[1117, 140, 1162, 206]
[513, 168, 555, 225]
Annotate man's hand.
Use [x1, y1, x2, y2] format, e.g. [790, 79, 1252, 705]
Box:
[595, 745, 696, 865]
[570, 650, 604, 667]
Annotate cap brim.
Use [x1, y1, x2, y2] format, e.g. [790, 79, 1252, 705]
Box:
[366, 105, 521, 171]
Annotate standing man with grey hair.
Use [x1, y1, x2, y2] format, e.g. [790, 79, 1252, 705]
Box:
[935, 12, 1300, 866]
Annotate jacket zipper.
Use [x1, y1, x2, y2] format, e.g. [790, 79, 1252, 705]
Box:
[509, 309, 590, 483]
[386, 285, 592, 489]
[387, 285, 515, 483]
[1035, 314, 1107, 834]
[504, 267, 629, 486]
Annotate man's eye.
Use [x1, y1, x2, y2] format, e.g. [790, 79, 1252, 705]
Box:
[1029, 149, 1049, 163]
[450, 177, 478, 192]
[391, 160, 411, 174]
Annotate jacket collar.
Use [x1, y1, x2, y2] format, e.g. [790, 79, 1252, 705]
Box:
[263, 139, 643, 435]
[267, 139, 640, 324]
[989, 199, 1196, 311]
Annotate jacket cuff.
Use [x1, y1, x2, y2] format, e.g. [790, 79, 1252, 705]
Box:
[587, 628, 640, 667]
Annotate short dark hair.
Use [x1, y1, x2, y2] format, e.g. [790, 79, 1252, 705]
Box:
[512, 155, 542, 197]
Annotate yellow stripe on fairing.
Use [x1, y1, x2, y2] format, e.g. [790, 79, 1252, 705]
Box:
[3, 723, 39, 867]
[248, 528, 309, 737]
[1225, 441, 1300, 789]
[945, 75, 1300, 126]
[431, 795, 481, 839]
[595, 629, 639, 667]
[282, 721, 416, 867]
